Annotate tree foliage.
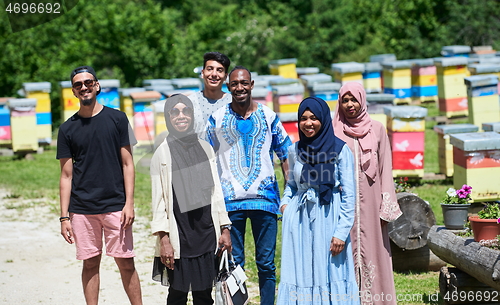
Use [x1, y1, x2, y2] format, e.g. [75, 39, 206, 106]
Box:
[0, 0, 498, 127]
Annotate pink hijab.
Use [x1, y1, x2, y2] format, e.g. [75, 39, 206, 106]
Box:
[333, 82, 378, 181]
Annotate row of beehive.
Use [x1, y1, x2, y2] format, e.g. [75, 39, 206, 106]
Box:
[269, 51, 500, 118]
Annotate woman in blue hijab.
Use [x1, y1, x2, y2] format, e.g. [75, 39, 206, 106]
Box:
[277, 97, 360, 305]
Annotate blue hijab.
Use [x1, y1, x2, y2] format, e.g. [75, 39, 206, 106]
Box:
[297, 97, 345, 205]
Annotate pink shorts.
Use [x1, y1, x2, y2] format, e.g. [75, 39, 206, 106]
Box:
[70, 211, 135, 260]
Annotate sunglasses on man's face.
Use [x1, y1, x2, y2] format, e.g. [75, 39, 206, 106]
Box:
[169, 107, 193, 117]
[72, 79, 96, 90]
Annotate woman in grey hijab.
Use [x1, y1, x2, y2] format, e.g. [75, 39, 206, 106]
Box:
[150, 94, 232, 305]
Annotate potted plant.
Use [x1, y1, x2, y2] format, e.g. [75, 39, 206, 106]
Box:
[469, 202, 500, 242]
[440, 185, 472, 230]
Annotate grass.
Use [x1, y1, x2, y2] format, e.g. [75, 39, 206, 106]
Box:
[0, 104, 463, 304]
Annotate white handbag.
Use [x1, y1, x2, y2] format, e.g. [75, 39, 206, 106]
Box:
[215, 250, 249, 305]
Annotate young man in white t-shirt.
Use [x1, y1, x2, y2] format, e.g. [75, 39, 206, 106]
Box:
[189, 52, 232, 136]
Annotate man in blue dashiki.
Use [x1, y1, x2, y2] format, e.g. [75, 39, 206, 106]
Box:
[206, 66, 291, 305]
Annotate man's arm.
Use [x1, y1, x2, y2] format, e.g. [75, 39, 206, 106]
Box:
[59, 158, 73, 244]
[121, 145, 135, 230]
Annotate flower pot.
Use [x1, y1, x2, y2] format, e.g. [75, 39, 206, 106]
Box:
[441, 203, 471, 230]
[469, 215, 500, 242]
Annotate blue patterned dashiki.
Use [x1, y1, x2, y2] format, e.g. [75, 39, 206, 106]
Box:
[206, 103, 292, 214]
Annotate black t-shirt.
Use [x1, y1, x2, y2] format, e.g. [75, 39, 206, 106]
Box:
[56, 106, 137, 214]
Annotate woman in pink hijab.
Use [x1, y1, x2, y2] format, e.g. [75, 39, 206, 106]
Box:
[333, 82, 402, 305]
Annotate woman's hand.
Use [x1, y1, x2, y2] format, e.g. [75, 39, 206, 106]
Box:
[160, 233, 175, 270]
[280, 204, 288, 214]
[218, 228, 232, 255]
[330, 237, 345, 256]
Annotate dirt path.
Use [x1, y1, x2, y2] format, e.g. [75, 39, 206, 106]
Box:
[0, 190, 260, 304]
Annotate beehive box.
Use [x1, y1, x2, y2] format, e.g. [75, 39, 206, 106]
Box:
[120, 88, 146, 130]
[300, 73, 333, 98]
[382, 61, 413, 104]
[434, 57, 469, 117]
[97, 79, 121, 110]
[366, 93, 395, 128]
[8, 98, 38, 153]
[482, 122, 500, 133]
[410, 58, 438, 104]
[59, 81, 80, 122]
[450, 132, 500, 201]
[468, 64, 500, 94]
[384, 106, 428, 177]
[310, 82, 341, 111]
[130, 91, 162, 144]
[464, 75, 500, 130]
[296, 67, 319, 78]
[331, 62, 364, 85]
[24, 82, 52, 145]
[433, 124, 479, 177]
[363, 62, 382, 93]
[441, 45, 472, 57]
[269, 58, 298, 79]
[272, 84, 304, 116]
[0, 98, 12, 145]
[383, 106, 427, 132]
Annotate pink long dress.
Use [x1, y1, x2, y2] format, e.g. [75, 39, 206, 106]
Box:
[335, 120, 402, 305]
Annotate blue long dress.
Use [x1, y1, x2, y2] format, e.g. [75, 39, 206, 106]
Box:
[277, 144, 360, 305]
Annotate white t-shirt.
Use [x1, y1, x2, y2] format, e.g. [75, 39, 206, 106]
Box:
[188, 91, 232, 137]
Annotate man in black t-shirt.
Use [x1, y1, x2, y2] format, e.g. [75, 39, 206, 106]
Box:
[57, 66, 142, 305]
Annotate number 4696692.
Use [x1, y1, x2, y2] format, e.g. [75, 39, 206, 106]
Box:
[5, 2, 61, 14]
[443, 290, 499, 302]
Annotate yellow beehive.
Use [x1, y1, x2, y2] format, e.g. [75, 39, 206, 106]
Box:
[464, 75, 500, 130]
[24, 82, 52, 144]
[269, 58, 298, 79]
[8, 98, 39, 153]
[450, 132, 500, 202]
[26, 92, 51, 113]
[59, 81, 80, 111]
[331, 62, 365, 85]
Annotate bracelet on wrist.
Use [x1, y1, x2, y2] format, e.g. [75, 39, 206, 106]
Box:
[59, 216, 70, 222]
[221, 225, 232, 232]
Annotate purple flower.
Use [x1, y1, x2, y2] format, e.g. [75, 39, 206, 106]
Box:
[462, 184, 472, 195]
[497, 218, 500, 224]
[457, 189, 468, 199]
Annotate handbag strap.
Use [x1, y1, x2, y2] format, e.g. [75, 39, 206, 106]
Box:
[219, 249, 229, 272]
